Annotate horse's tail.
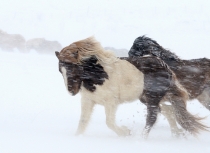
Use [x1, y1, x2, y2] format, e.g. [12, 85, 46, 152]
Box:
[166, 76, 209, 136]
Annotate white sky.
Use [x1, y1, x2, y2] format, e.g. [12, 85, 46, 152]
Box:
[0, 0, 210, 56]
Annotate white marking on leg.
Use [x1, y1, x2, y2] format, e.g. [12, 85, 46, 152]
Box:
[76, 99, 95, 135]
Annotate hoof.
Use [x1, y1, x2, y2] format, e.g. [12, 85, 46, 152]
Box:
[171, 128, 187, 138]
[119, 126, 131, 137]
[141, 128, 149, 140]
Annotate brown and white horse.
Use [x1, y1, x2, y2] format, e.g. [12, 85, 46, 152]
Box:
[129, 35, 210, 136]
[55, 37, 208, 139]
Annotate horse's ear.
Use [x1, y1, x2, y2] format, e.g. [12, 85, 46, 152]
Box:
[55, 51, 60, 59]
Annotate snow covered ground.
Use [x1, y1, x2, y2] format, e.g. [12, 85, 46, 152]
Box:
[1, 0, 210, 153]
[1, 51, 210, 153]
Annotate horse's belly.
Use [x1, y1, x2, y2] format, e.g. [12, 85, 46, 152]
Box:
[118, 76, 144, 102]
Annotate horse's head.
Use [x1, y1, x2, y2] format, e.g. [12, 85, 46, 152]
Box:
[55, 51, 82, 96]
[55, 37, 109, 94]
[55, 49, 108, 95]
[56, 36, 104, 64]
[55, 44, 79, 64]
[129, 36, 180, 62]
[129, 36, 165, 57]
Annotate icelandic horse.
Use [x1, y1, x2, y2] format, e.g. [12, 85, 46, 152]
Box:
[55, 37, 208, 139]
[129, 36, 210, 136]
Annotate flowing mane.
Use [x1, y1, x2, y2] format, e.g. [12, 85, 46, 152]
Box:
[58, 36, 118, 64]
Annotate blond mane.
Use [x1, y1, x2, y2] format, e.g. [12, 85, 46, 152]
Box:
[59, 36, 118, 64]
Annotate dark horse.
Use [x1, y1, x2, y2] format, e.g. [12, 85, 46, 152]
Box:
[129, 35, 210, 135]
[55, 36, 208, 139]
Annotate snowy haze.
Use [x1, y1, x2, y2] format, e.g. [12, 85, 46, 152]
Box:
[1, 0, 210, 58]
[1, 0, 210, 153]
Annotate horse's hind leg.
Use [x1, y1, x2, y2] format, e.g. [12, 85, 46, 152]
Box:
[76, 99, 95, 135]
[142, 104, 160, 139]
[160, 103, 184, 137]
[105, 104, 130, 136]
[197, 87, 210, 111]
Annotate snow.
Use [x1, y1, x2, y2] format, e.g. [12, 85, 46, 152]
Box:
[1, 0, 210, 153]
[0, 52, 210, 153]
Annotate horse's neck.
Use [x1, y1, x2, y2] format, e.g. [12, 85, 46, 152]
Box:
[163, 60, 179, 69]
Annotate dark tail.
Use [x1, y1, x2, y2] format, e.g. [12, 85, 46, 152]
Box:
[166, 78, 209, 136]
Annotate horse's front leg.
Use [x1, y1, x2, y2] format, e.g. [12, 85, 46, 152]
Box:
[75, 99, 95, 135]
[142, 104, 160, 139]
[105, 104, 130, 137]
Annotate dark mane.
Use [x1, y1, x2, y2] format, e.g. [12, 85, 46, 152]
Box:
[59, 56, 108, 93]
[129, 36, 181, 62]
[81, 56, 108, 92]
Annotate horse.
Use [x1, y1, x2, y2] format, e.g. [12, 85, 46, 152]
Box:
[0, 29, 26, 52]
[129, 35, 210, 136]
[26, 38, 62, 54]
[55, 36, 208, 139]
